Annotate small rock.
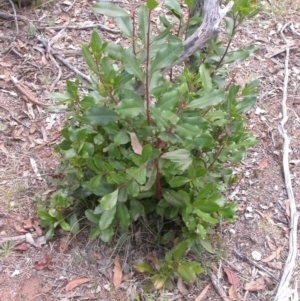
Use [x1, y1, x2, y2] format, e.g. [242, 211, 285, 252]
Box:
[246, 206, 253, 212]
[245, 213, 254, 219]
[229, 229, 236, 235]
[252, 251, 262, 261]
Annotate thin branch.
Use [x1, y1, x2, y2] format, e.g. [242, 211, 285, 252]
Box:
[274, 21, 299, 301]
[8, 0, 18, 35]
[145, 10, 152, 126]
[38, 24, 120, 34]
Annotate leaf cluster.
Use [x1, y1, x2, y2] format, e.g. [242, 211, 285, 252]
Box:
[37, 0, 260, 289]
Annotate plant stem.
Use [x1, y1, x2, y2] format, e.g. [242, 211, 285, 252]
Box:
[208, 145, 224, 169]
[145, 10, 152, 126]
[131, 4, 136, 56]
[154, 158, 162, 200]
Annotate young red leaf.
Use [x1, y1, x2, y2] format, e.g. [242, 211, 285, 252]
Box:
[223, 267, 240, 286]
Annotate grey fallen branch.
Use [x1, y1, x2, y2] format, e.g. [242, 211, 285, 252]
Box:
[210, 273, 231, 301]
[38, 23, 120, 34]
[274, 21, 300, 301]
[0, 232, 39, 247]
[163, 0, 234, 74]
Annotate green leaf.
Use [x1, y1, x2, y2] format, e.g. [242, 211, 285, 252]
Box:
[165, 0, 181, 18]
[116, 99, 144, 118]
[200, 239, 215, 254]
[115, 16, 133, 37]
[127, 167, 147, 185]
[60, 220, 71, 232]
[225, 17, 234, 36]
[100, 189, 119, 210]
[99, 205, 117, 230]
[169, 176, 190, 188]
[121, 49, 144, 81]
[37, 210, 54, 221]
[49, 92, 71, 102]
[161, 149, 190, 161]
[90, 30, 103, 57]
[126, 180, 139, 197]
[236, 96, 257, 113]
[81, 44, 97, 73]
[113, 131, 130, 144]
[93, 2, 129, 17]
[146, 0, 158, 10]
[138, 6, 148, 46]
[188, 90, 224, 109]
[195, 209, 218, 224]
[199, 64, 212, 93]
[150, 106, 169, 130]
[156, 90, 179, 110]
[117, 203, 130, 230]
[81, 107, 119, 126]
[85, 209, 100, 224]
[175, 123, 201, 139]
[163, 190, 186, 208]
[141, 145, 153, 163]
[129, 199, 145, 220]
[173, 240, 188, 261]
[106, 43, 123, 61]
[134, 262, 152, 273]
[89, 227, 101, 240]
[69, 213, 79, 235]
[150, 42, 182, 73]
[177, 264, 195, 282]
[100, 227, 114, 242]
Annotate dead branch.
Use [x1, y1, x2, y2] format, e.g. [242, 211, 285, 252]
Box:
[7, 0, 18, 34]
[210, 273, 231, 301]
[38, 23, 120, 34]
[274, 22, 300, 301]
[36, 36, 92, 84]
[163, 0, 234, 73]
[233, 249, 279, 282]
[10, 75, 51, 107]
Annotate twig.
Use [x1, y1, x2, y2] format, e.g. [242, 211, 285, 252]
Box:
[0, 232, 39, 246]
[48, 29, 65, 91]
[233, 249, 279, 282]
[36, 36, 91, 83]
[7, 0, 18, 34]
[274, 22, 300, 301]
[163, 0, 234, 73]
[10, 75, 50, 107]
[210, 273, 230, 301]
[38, 24, 120, 34]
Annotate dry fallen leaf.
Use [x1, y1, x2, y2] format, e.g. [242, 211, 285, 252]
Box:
[14, 222, 28, 233]
[262, 246, 282, 263]
[266, 261, 283, 270]
[258, 159, 268, 170]
[113, 257, 122, 289]
[14, 243, 28, 251]
[59, 235, 71, 253]
[177, 277, 189, 295]
[228, 285, 235, 301]
[244, 277, 265, 291]
[65, 278, 91, 292]
[194, 283, 210, 301]
[23, 219, 33, 230]
[32, 219, 43, 236]
[34, 255, 51, 270]
[223, 267, 240, 286]
[128, 132, 142, 155]
[267, 240, 277, 251]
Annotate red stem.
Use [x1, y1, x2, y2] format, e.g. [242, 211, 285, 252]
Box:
[145, 10, 152, 126]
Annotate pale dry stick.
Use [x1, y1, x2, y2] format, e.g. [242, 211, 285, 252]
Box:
[38, 24, 120, 34]
[36, 36, 92, 83]
[47, 30, 65, 91]
[210, 273, 230, 301]
[0, 232, 39, 246]
[0, 104, 29, 128]
[274, 22, 299, 301]
[7, 0, 18, 35]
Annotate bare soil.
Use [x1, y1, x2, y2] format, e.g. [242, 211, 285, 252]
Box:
[0, 0, 300, 300]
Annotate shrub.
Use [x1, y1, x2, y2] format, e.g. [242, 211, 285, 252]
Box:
[37, 0, 259, 288]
